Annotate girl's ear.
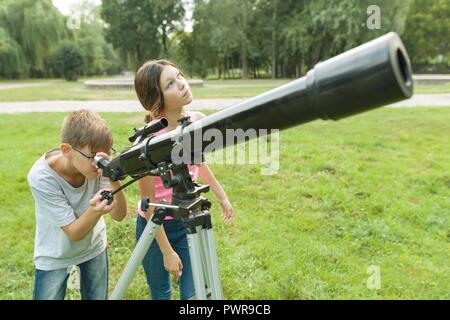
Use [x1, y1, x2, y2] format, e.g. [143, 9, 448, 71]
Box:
[60, 143, 72, 156]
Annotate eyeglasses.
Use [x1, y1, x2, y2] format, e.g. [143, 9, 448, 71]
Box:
[74, 148, 96, 162]
[74, 147, 117, 161]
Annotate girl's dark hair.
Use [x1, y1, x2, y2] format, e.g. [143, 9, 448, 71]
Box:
[134, 59, 179, 123]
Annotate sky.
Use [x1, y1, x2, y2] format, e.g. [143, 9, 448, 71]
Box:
[52, 0, 194, 31]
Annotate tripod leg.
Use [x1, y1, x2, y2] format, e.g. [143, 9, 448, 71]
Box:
[201, 226, 224, 299]
[187, 232, 208, 299]
[110, 219, 161, 300]
[197, 226, 212, 297]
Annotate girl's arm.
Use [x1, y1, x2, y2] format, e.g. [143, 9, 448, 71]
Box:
[138, 177, 183, 279]
[197, 163, 233, 223]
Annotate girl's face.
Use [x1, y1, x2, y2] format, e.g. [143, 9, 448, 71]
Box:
[159, 65, 193, 113]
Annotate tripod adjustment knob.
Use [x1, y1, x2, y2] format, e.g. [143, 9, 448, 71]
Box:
[100, 190, 114, 205]
[201, 199, 212, 211]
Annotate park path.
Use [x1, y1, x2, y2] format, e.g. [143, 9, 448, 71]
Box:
[0, 81, 52, 91]
[0, 94, 449, 114]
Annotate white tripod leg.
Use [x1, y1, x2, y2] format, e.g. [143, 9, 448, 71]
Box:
[200, 227, 223, 299]
[187, 232, 208, 299]
[110, 219, 160, 300]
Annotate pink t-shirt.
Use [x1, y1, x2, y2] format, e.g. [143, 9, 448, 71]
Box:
[137, 111, 201, 220]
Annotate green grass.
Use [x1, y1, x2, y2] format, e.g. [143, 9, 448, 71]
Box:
[0, 107, 449, 299]
[0, 78, 448, 101]
[413, 82, 450, 94]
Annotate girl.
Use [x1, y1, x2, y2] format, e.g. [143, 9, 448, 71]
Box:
[134, 59, 233, 300]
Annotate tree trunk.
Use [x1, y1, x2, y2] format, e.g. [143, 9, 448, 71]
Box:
[161, 22, 169, 57]
[136, 44, 142, 69]
[225, 57, 229, 79]
[271, 0, 277, 79]
[242, 50, 248, 79]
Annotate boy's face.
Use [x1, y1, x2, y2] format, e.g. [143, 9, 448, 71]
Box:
[68, 145, 107, 179]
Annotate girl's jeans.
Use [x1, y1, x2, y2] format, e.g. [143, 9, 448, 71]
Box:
[136, 214, 195, 300]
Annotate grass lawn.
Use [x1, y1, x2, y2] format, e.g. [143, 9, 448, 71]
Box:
[0, 107, 448, 299]
[0, 78, 448, 101]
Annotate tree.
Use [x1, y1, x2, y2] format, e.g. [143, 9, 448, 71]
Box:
[0, 27, 28, 78]
[402, 0, 450, 72]
[191, 0, 261, 79]
[69, 0, 121, 76]
[153, 0, 185, 57]
[101, 0, 184, 70]
[1, 0, 66, 77]
[54, 41, 83, 81]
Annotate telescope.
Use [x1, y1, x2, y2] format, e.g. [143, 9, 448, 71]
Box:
[100, 32, 413, 183]
[101, 32, 413, 300]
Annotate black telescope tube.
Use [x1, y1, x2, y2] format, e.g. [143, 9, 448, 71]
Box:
[145, 32, 413, 165]
[106, 32, 413, 180]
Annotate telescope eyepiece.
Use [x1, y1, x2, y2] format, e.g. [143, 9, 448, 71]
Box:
[128, 118, 169, 143]
[94, 156, 109, 169]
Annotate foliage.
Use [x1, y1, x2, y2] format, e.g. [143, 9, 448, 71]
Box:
[402, 0, 450, 72]
[0, 0, 120, 79]
[0, 0, 66, 77]
[101, 0, 185, 70]
[69, 0, 122, 76]
[53, 41, 83, 81]
[0, 0, 448, 79]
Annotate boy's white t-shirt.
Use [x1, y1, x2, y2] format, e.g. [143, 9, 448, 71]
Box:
[27, 149, 110, 270]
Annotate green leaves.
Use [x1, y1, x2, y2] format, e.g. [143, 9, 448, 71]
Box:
[101, 0, 185, 70]
[402, 0, 450, 69]
[0, 0, 120, 79]
[1, 0, 66, 77]
[0, 27, 28, 78]
[53, 40, 83, 81]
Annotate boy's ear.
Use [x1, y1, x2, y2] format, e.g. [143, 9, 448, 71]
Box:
[60, 143, 72, 156]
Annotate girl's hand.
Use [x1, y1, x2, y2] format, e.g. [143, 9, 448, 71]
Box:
[219, 199, 233, 224]
[163, 250, 183, 280]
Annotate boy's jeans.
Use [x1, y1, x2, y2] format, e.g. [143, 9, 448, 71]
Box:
[136, 214, 195, 300]
[33, 249, 108, 300]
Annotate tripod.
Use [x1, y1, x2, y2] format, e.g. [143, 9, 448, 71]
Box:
[110, 162, 223, 300]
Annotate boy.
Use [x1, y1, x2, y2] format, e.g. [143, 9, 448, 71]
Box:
[27, 110, 127, 300]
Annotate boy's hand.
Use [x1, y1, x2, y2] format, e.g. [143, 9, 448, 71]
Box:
[219, 199, 233, 224]
[89, 189, 117, 214]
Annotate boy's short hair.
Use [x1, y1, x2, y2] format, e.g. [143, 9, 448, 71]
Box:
[61, 110, 113, 153]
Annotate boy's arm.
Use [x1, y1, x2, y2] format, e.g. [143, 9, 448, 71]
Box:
[197, 163, 233, 223]
[107, 180, 127, 221]
[62, 190, 116, 241]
